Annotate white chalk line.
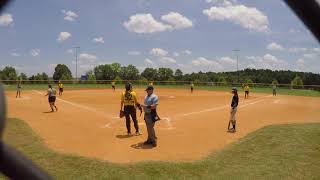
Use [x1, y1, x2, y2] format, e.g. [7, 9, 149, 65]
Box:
[32, 90, 116, 123]
[180, 95, 272, 117]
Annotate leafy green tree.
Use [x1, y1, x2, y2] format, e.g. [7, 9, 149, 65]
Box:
[114, 75, 122, 84]
[1, 66, 17, 81]
[111, 63, 121, 76]
[119, 65, 140, 80]
[141, 68, 158, 81]
[174, 69, 183, 81]
[53, 64, 72, 80]
[291, 75, 304, 89]
[19, 73, 28, 81]
[158, 68, 173, 81]
[86, 70, 96, 83]
[137, 77, 148, 86]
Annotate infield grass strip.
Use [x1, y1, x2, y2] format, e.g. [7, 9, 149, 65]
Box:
[1, 118, 320, 179]
[4, 83, 320, 97]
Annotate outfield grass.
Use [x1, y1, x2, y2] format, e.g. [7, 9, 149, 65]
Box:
[3, 83, 320, 97]
[1, 118, 320, 179]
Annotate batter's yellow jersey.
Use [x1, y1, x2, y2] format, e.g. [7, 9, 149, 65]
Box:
[244, 86, 250, 91]
[58, 83, 63, 88]
[121, 91, 137, 106]
[149, 82, 153, 86]
[112, 82, 115, 86]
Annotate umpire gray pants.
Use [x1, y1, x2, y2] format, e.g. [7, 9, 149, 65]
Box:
[144, 113, 156, 143]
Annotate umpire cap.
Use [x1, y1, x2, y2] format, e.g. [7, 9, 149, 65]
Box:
[145, 85, 154, 91]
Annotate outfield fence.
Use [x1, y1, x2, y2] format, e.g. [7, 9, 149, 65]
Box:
[1, 80, 320, 91]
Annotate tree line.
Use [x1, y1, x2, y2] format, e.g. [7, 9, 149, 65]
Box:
[1, 63, 320, 86]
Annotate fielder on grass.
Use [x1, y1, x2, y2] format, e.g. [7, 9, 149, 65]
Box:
[111, 81, 116, 92]
[244, 84, 250, 99]
[272, 84, 277, 96]
[16, 80, 21, 98]
[228, 87, 239, 133]
[58, 81, 64, 96]
[45, 84, 58, 112]
[120, 83, 141, 136]
[190, 82, 194, 94]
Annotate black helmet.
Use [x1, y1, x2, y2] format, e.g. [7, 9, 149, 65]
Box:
[125, 83, 132, 91]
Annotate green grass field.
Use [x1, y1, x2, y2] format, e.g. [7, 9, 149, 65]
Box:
[2, 118, 320, 179]
[4, 83, 320, 97]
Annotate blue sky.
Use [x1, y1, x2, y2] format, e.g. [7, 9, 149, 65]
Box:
[0, 0, 319, 76]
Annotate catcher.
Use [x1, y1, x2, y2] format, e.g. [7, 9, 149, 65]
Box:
[120, 83, 142, 136]
[228, 87, 239, 133]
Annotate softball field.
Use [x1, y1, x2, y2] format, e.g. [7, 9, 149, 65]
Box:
[5, 88, 320, 163]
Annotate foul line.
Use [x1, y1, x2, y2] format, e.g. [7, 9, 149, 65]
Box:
[32, 90, 115, 120]
[180, 95, 272, 117]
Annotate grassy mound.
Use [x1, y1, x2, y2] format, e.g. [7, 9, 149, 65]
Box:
[2, 118, 320, 179]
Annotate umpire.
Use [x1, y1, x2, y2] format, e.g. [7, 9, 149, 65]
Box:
[120, 83, 141, 136]
[142, 85, 159, 147]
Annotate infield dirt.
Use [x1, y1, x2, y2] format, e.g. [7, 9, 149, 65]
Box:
[6, 88, 320, 163]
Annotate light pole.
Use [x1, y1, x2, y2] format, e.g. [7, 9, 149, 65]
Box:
[73, 46, 80, 81]
[232, 49, 240, 84]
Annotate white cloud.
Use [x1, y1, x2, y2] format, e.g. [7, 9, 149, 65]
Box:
[203, 4, 269, 32]
[144, 58, 154, 65]
[62, 10, 78, 21]
[92, 37, 105, 44]
[245, 54, 288, 70]
[11, 52, 20, 57]
[57, 32, 72, 42]
[128, 51, 141, 55]
[267, 42, 284, 51]
[191, 57, 221, 68]
[159, 57, 177, 64]
[66, 49, 73, 54]
[288, 47, 307, 53]
[303, 53, 317, 59]
[161, 12, 193, 29]
[313, 48, 320, 53]
[296, 58, 306, 71]
[123, 14, 172, 33]
[79, 53, 97, 62]
[183, 50, 192, 55]
[150, 48, 168, 56]
[0, 13, 13, 26]
[219, 56, 236, 65]
[30, 49, 40, 56]
[296, 58, 305, 65]
[173, 52, 180, 57]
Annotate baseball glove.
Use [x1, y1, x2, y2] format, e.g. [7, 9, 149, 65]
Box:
[119, 110, 125, 118]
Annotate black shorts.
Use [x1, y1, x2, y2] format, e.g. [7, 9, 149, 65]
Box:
[112, 85, 115, 88]
[245, 91, 249, 94]
[48, 96, 56, 103]
[59, 88, 63, 92]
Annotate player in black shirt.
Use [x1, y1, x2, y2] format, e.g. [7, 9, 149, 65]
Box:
[228, 87, 239, 132]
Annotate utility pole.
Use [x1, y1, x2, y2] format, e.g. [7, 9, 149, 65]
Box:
[73, 46, 80, 81]
[232, 49, 240, 84]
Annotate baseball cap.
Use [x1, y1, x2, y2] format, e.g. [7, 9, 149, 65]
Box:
[145, 85, 154, 91]
[232, 87, 237, 92]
